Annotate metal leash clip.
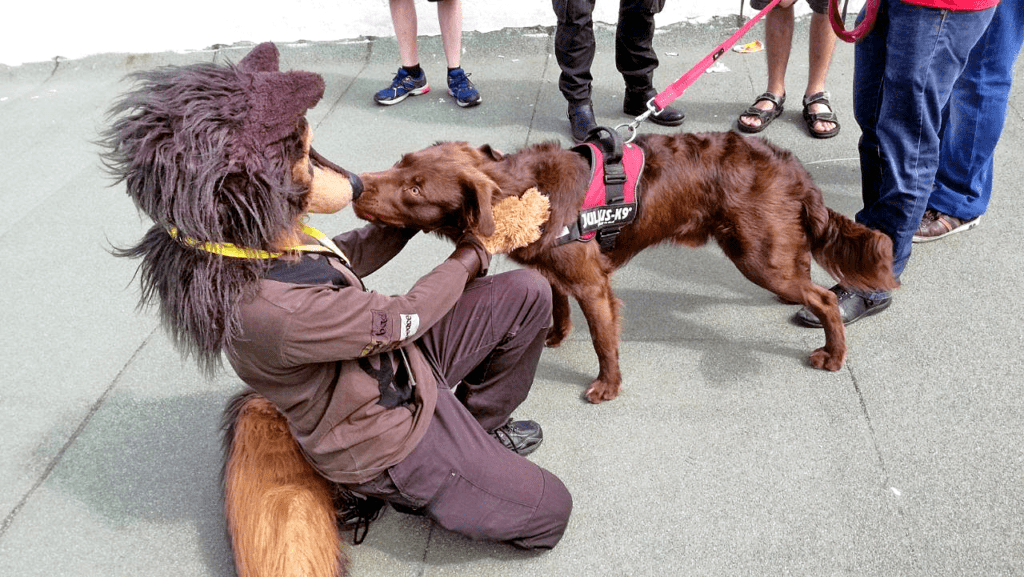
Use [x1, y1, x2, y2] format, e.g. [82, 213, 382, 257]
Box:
[616, 97, 659, 144]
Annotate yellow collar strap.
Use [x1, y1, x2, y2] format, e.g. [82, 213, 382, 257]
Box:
[167, 224, 350, 265]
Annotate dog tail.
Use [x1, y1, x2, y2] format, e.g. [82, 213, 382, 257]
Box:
[222, 391, 347, 577]
[805, 202, 900, 293]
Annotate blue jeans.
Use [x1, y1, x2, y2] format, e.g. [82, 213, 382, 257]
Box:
[930, 0, 1024, 221]
[853, 0, 995, 279]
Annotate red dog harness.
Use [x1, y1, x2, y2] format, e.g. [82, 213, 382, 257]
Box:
[556, 130, 645, 250]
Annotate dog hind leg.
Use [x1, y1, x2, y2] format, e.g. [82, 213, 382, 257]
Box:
[222, 391, 346, 577]
[727, 247, 847, 371]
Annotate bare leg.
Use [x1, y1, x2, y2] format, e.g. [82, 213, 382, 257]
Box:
[390, 0, 419, 68]
[804, 12, 838, 134]
[740, 2, 795, 129]
[437, 0, 463, 69]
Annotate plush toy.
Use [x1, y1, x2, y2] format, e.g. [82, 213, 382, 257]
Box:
[479, 188, 550, 254]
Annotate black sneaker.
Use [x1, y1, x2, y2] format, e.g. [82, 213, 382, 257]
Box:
[491, 419, 543, 456]
[794, 284, 892, 327]
[374, 67, 430, 105]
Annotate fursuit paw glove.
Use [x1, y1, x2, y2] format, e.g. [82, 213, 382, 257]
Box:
[480, 188, 551, 254]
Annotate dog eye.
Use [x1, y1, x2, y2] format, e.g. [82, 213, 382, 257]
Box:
[408, 186, 421, 196]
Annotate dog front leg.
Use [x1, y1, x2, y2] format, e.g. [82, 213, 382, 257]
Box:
[546, 284, 572, 347]
[575, 283, 624, 403]
[801, 285, 847, 371]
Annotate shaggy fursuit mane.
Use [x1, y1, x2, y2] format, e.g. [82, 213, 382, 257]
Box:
[98, 57, 314, 374]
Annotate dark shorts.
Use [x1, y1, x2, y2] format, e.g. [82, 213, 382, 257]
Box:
[751, 0, 828, 14]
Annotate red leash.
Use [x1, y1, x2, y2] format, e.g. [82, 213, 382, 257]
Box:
[829, 0, 880, 43]
[650, 0, 782, 112]
[622, 0, 878, 140]
[620, 0, 781, 139]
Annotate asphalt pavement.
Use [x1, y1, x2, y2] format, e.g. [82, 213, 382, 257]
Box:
[1, 17, 1022, 577]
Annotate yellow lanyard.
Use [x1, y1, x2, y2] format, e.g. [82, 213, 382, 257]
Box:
[168, 224, 350, 265]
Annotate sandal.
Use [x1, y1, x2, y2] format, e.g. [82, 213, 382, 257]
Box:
[802, 91, 840, 139]
[737, 92, 785, 134]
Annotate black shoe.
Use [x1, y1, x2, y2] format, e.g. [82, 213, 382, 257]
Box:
[491, 419, 543, 456]
[623, 88, 685, 126]
[794, 284, 892, 327]
[567, 101, 598, 143]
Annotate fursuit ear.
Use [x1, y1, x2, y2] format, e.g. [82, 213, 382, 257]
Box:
[458, 167, 498, 237]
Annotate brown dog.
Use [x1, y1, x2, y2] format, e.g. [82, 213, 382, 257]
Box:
[355, 132, 898, 403]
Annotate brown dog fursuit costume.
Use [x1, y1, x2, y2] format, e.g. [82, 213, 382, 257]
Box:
[355, 133, 899, 403]
[100, 42, 368, 577]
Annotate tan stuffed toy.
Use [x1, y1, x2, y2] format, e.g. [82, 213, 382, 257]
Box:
[480, 188, 550, 254]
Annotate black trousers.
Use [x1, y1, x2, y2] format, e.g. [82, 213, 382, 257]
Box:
[552, 0, 668, 103]
[348, 269, 573, 549]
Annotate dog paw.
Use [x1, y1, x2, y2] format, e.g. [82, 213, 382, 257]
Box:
[809, 348, 845, 371]
[584, 379, 620, 404]
[545, 327, 568, 348]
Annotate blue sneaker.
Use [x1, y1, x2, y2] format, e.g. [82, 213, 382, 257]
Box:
[447, 67, 481, 107]
[374, 67, 430, 105]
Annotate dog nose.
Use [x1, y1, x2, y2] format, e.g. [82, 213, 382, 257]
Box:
[349, 173, 363, 201]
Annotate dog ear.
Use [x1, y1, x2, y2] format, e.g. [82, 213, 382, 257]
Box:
[459, 168, 498, 237]
[478, 144, 504, 161]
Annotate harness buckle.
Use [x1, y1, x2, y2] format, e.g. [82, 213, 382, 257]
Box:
[597, 228, 620, 251]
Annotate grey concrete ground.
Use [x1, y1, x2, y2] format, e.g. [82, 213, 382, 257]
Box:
[2, 18, 1022, 577]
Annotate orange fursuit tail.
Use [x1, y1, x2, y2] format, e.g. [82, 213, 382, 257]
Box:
[222, 391, 346, 577]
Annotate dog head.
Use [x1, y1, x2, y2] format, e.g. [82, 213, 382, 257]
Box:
[355, 141, 505, 237]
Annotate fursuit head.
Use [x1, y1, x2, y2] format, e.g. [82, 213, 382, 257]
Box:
[353, 133, 899, 403]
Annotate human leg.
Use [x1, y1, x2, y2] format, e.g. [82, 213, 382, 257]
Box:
[617, 0, 684, 125]
[348, 389, 572, 549]
[417, 269, 552, 433]
[553, 0, 598, 139]
[435, 0, 462, 68]
[802, 8, 839, 137]
[374, 0, 430, 105]
[928, 0, 1024, 222]
[552, 0, 597, 104]
[431, 0, 480, 107]
[739, 0, 794, 131]
[391, 0, 419, 68]
[854, 0, 994, 279]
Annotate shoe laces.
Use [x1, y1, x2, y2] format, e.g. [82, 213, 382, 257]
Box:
[334, 488, 387, 545]
[492, 418, 534, 452]
[448, 69, 475, 94]
[391, 68, 420, 88]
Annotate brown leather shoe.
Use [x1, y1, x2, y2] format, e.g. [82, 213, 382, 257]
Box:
[912, 209, 981, 243]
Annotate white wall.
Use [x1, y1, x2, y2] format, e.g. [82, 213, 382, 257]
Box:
[3, 0, 852, 67]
